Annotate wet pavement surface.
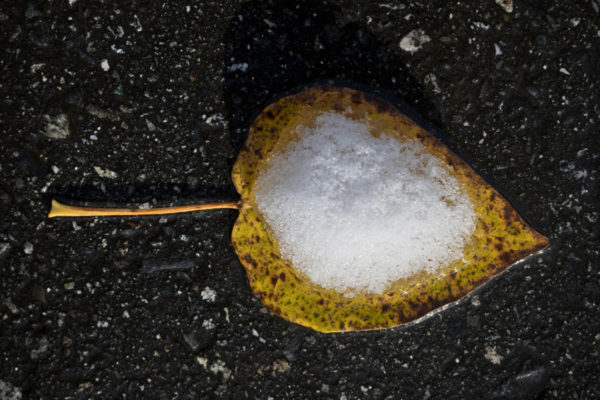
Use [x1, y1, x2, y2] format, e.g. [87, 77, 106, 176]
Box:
[1, 1, 599, 399]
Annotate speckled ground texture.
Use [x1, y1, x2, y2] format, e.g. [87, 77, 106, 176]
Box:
[1, 0, 599, 399]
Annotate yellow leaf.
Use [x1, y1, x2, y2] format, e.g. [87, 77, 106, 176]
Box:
[49, 85, 549, 333]
[230, 85, 549, 333]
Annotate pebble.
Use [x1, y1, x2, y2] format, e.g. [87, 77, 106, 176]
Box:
[202, 319, 215, 330]
[100, 59, 110, 71]
[23, 242, 33, 255]
[30, 337, 49, 360]
[141, 259, 195, 273]
[93, 166, 118, 179]
[502, 366, 549, 397]
[183, 332, 201, 351]
[24, 3, 40, 19]
[184, 327, 215, 351]
[200, 286, 217, 302]
[399, 29, 431, 53]
[0, 380, 22, 400]
[559, 68, 571, 75]
[228, 63, 248, 72]
[484, 346, 503, 365]
[495, 0, 513, 13]
[209, 360, 231, 381]
[0, 242, 11, 258]
[43, 114, 70, 139]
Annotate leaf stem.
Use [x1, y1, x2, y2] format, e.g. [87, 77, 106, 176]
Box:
[48, 199, 240, 218]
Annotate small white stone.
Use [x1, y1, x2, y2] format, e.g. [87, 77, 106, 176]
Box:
[472, 22, 489, 30]
[97, 320, 109, 328]
[495, 0, 513, 13]
[43, 114, 70, 139]
[209, 360, 231, 380]
[94, 166, 118, 179]
[201, 286, 217, 302]
[495, 44, 503, 56]
[559, 67, 571, 75]
[23, 242, 33, 255]
[196, 356, 208, 368]
[399, 29, 431, 53]
[484, 346, 503, 365]
[228, 63, 248, 72]
[202, 319, 215, 330]
[31, 63, 45, 73]
[100, 59, 110, 71]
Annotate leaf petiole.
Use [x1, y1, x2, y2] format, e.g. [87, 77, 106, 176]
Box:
[48, 199, 240, 218]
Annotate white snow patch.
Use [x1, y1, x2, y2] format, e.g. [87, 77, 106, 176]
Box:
[254, 112, 476, 295]
[399, 29, 431, 53]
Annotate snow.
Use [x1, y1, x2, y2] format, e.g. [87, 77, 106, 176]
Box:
[254, 112, 476, 294]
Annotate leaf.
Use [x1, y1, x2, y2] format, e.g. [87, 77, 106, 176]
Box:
[231, 85, 549, 333]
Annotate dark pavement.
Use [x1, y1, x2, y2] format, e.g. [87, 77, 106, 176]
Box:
[1, 1, 599, 399]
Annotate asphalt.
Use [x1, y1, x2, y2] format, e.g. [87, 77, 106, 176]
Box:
[1, 1, 599, 399]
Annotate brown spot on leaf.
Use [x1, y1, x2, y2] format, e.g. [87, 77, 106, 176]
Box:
[503, 205, 514, 221]
[351, 92, 362, 104]
[499, 252, 513, 264]
[242, 254, 258, 269]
